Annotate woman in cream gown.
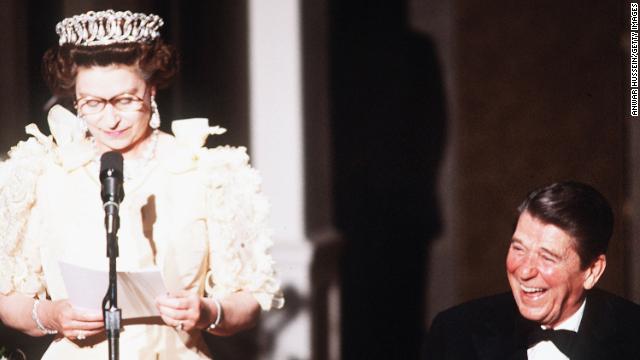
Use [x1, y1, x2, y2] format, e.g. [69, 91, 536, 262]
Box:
[0, 10, 283, 359]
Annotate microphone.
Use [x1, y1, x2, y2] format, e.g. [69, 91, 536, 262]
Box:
[100, 151, 124, 236]
[99, 152, 125, 358]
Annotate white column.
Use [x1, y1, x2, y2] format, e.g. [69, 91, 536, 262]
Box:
[248, 1, 313, 359]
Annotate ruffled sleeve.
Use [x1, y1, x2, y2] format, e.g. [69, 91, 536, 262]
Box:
[0, 125, 53, 297]
[170, 118, 284, 311]
[200, 146, 284, 311]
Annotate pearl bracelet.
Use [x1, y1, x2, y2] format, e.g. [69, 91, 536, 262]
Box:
[208, 297, 223, 330]
[31, 299, 58, 335]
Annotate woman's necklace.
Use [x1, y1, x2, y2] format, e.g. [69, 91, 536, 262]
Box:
[91, 129, 160, 181]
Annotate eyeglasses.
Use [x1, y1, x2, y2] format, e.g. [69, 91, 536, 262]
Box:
[75, 92, 147, 116]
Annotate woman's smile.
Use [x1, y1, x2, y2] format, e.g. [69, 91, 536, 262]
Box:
[102, 128, 130, 137]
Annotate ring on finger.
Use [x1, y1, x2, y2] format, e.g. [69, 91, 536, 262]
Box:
[175, 321, 184, 331]
[77, 331, 86, 340]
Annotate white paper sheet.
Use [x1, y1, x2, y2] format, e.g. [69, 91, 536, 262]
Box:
[59, 262, 167, 319]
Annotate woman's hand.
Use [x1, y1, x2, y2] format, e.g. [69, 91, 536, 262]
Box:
[155, 291, 211, 331]
[41, 299, 104, 340]
[156, 290, 260, 336]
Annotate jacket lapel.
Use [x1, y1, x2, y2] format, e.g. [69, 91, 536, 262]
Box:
[572, 292, 616, 359]
[471, 295, 531, 360]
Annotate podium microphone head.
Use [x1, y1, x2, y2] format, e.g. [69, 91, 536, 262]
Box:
[99, 151, 124, 203]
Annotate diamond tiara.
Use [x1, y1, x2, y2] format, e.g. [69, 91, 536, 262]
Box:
[56, 10, 164, 46]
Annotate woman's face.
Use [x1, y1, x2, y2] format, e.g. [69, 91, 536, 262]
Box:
[75, 65, 155, 157]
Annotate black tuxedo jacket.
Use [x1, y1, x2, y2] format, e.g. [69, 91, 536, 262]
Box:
[425, 289, 640, 359]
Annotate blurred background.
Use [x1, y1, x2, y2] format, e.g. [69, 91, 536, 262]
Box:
[0, 0, 634, 359]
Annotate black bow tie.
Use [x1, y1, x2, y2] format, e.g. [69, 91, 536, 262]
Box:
[527, 327, 577, 358]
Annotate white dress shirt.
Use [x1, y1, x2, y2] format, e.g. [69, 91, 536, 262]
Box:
[527, 299, 586, 360]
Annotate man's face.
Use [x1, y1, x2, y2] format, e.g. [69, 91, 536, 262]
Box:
[506, 211, 604, 328]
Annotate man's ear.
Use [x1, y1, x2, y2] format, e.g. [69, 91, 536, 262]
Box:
[583, 254, 606, 290]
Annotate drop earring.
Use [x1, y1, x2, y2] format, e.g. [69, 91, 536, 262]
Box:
[150, 96, 161, 129]
[77, 114, 88, 134]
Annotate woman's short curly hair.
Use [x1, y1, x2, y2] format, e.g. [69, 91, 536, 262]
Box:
[42, 39, 179, 98]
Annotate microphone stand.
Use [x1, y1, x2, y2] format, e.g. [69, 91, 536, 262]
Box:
[102, 202, 121, 360]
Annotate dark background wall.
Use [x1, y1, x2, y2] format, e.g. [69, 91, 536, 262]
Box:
[0, 1, 632, 360]
[445, 0, 626, 302]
